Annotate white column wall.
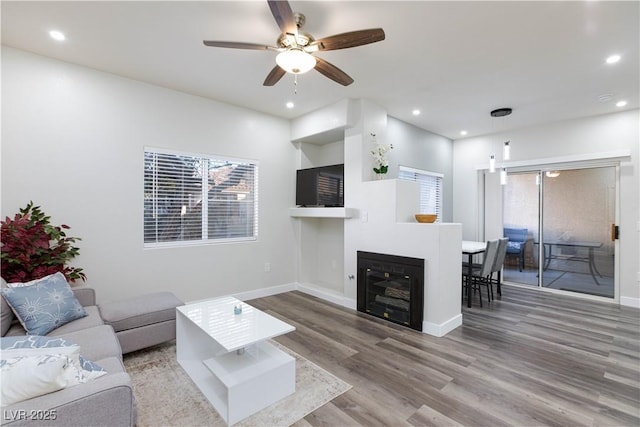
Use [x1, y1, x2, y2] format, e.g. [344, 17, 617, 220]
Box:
[292, 99, 463, 335]
[344, 100, 462, 336]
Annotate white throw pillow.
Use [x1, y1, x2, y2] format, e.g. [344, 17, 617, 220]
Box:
[1, 346, 88, 388]
[1, 353, 69, 406]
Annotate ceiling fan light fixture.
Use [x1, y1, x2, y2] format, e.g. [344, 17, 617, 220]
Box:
[276, 48, 316, 74]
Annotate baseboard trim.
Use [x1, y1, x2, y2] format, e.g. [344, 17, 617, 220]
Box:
[296, 283, 357, 310]
[620, 296, 640, 309]
[422, 314, 463, 338]
[232, 283, 297, 302]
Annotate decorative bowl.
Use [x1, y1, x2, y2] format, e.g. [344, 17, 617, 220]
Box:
[415, 214, 437, 223]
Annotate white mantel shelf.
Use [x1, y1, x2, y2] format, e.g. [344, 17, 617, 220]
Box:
[289, 207, 355, 219]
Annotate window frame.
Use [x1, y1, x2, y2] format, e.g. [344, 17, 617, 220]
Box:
[143, 146, 259, 248]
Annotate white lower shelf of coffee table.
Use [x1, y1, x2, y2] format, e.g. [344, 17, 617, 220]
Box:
[194, 341, 295, 425]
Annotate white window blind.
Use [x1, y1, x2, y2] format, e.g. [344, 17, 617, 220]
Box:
[398, 166, 443, 222]
[144, 147, 258, 247]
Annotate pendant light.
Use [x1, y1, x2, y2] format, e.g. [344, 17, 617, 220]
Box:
[489, 108, 513, 175]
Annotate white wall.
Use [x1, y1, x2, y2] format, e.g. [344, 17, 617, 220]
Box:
[453, 109, 640, 306]
[1, 47, 297, 303]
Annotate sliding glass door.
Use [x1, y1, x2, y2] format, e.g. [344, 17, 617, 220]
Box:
[502, 172, 539, 286]
[540, 167, 615, 297]
[502, 166, 616, 299]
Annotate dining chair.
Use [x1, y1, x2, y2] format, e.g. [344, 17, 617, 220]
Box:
[489, 238, 509, 298]
[462, 239, 499, 307]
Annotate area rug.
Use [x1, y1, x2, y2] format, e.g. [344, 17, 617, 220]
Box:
[123, 340, 351, 426]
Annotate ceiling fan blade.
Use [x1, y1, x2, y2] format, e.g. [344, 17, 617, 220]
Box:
[203, 40, 271, 50]
[314, 57, 354, 86]
[315, 28, 385, 51]
[263, 65, 287, 86]
[267, 0, 297, 35]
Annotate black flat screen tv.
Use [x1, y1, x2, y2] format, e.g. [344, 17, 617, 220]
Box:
[296, 164, 344, 207]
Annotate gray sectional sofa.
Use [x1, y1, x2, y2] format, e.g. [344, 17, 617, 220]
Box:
[1, 281, 182, 427]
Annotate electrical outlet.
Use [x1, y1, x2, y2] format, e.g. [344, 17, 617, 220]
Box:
[264, 262, 271, 273]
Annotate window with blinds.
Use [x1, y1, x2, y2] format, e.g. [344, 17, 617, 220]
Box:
[144, 148, 258, 247]
[398, 166, 443, 223]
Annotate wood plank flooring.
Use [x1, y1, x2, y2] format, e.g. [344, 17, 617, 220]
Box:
[248, 285, 640, 427]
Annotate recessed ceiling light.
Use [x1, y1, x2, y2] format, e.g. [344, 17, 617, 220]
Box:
[412, 109, 421, 116]
[460, 130, 468, 136]
[616, 100, 627, 108]
[286, 101, 294, 109]
[49, 30, 66, 41]
[605, 54, 621, 64]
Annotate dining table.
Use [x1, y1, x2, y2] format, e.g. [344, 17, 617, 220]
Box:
[462, 240, 487, 308]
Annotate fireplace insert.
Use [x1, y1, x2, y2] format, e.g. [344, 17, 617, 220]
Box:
[357, 251, 424, 331]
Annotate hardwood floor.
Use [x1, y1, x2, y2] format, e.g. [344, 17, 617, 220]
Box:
[248, 285, 640, 427]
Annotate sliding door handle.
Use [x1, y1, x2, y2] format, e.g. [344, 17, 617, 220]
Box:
[611, 224, 619, 241]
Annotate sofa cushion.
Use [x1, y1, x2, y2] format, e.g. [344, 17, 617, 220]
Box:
[99, 292, 182, 332]
[1, 278, 14, 337]
[0, 295, 13, 337]
[0, 272, 87, 335]
[1, 358, 135, 427]
[56, 325, 123, 362]
[71, 286, 96, 307]
[93, 355, 127, 375]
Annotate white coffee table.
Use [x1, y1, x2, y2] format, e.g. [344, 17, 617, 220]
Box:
[176, 296, 296, 425]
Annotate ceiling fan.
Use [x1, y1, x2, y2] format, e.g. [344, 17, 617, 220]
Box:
[203, 0, 385, 87]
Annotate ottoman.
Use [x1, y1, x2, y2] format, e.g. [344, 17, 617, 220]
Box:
[98, 291, 183, 354]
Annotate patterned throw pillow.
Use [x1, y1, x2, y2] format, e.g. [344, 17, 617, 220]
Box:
[0, 272, 87, 335]
[0, 335, 106, 379]
[5, 273, 69, 289]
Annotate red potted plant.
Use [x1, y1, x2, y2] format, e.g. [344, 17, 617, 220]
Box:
[1, 201, 86, 283]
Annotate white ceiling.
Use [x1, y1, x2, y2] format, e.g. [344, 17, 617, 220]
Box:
[2, 1, 638, 140]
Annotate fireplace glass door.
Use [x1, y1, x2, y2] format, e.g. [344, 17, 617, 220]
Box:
[357, 251, 424, 331]
[364, 269, 412, 326]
